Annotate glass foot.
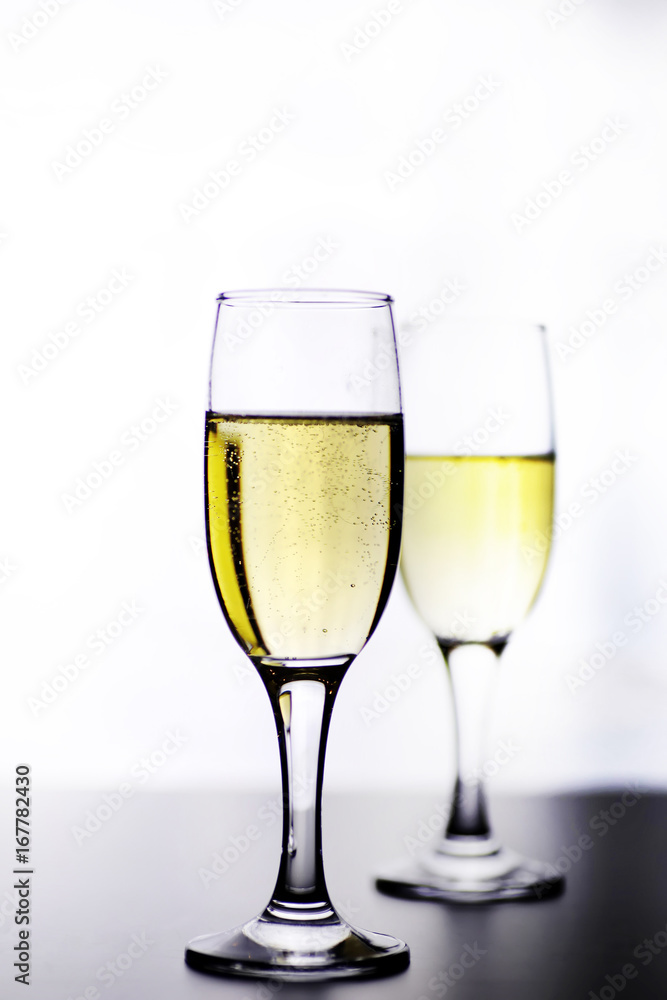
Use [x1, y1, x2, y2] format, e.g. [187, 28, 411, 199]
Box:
[376, 844, 564, 904]
[185, 906, 410, 981]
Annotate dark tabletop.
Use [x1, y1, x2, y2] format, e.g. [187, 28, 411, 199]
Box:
[1, 788, 665, 999]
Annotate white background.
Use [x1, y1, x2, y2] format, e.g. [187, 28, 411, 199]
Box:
[2, 0, 666, 796]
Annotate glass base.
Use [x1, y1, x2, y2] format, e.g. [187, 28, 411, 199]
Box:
[376, 842, 564, 904]
[185, 908, 410, 981]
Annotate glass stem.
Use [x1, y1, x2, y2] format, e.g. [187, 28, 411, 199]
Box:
[438, 641, 505, 851]
[255, 661, 350, 921]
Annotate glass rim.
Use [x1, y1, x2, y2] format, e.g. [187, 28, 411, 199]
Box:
[217, 288, 393, 307]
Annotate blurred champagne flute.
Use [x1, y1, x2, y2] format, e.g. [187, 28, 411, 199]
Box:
[376, 318, 560, 902]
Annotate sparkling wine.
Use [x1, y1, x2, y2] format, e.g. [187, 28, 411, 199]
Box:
[401, 454, 555, 644]
[206, 413, 403, 661]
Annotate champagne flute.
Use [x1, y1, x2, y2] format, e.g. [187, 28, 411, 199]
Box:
[376, 318, 560, 903]
[186, 289, 409, 978]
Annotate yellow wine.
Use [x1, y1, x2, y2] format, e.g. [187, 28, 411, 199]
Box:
[206, 413, 403, 661]
[401, 455, 555, 644]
